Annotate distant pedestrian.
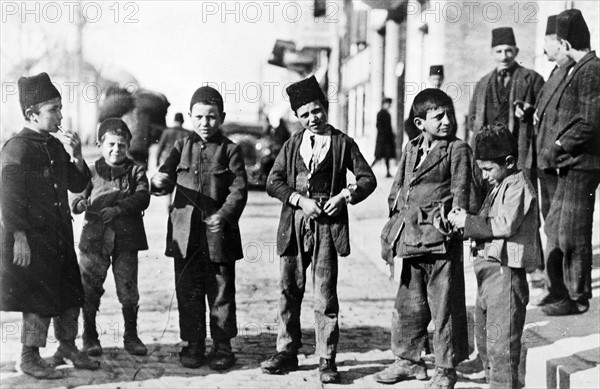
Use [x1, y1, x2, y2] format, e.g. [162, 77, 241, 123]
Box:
[0, 72, 99, 379]
[449, 124, 541, 388]
[428, 65, 445, 89]
[155, 112, 191, 168]
[542, 9, 600, 316]
[151, 86, 248, 370]
[376, 89, 479, 389]
[371, 97, 396, 177]
[70, 118, 150, 357]
[261, 75, 376, 384]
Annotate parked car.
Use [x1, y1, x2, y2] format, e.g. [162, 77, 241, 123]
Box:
[224, 123, 276, 188]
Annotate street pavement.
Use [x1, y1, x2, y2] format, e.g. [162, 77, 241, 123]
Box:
[0, 149, 598, 388]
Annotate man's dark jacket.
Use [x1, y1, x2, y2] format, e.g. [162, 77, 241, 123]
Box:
[551, 51, 600, 170]
[469, 64, 544, 170]
[1, 128, 90, 316]
[266, 126, 376, 257]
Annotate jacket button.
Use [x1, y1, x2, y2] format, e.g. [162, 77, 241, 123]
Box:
[53, 184, 58, 189]
[195, 171, 198, 174]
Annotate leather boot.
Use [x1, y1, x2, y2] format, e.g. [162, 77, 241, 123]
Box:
[122, 305, 147, 356]
[82, 305, 102, 356]
[53, 340, 100, 370]
[20, 346, 63, 379]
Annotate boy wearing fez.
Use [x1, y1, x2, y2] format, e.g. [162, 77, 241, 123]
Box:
[0, 72, 99, 378]
[151, 86, 248, 370]
[376, 89, 478, 389]
[261, 76, 376, 383]
[449, 124, 540, 388]
[70, 118, 150, 357]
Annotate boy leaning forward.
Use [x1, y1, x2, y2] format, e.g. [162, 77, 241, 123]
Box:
[261, 76, 376, 383]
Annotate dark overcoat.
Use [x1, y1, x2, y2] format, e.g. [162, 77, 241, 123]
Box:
[374, 109, 396, 159]
[551, 51, 600, 171]
[468, 65, 544, 170]
[1, 128, 90, 316]
[153, 131, 248, 261]
[534, 60, 575, 170]
[266, 126, 377, 257]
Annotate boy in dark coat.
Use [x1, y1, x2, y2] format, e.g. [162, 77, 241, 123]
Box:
[261, 76, 376, 383]
[376, 89, 479, 389]
[70, 118, 150, 357]
[151, 86, 248, 370]
[0, 72, 99, 378]
[449, 124, 540, 388]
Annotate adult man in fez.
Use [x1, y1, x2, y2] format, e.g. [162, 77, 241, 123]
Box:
[542, 9, 600, 316]
[468, 27, 544, 186]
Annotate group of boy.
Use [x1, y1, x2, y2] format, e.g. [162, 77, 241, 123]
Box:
[1, 9, 596, 389]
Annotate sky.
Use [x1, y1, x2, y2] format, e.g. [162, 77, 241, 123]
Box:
[1, 0, 321, 131]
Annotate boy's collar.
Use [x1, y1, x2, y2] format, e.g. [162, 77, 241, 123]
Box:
[192, 130, 223, 143]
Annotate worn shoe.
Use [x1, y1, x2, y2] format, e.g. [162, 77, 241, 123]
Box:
[532, 292, 562, 307]
[207, 341, 236, 371]
[457, 356, 484, 375]
[427, 367, 458, 389]
[319, 357, 341, 383]
[20, 346, 64, 379]
[261, 352, 299, 374]
[575, 298, 590, 313]
[373, 358, 428, 384]
[542, 298, 581, 316]
[53, 341, 100, 370]
[179, 342, 205, 369]
[83, 338, 103, 357]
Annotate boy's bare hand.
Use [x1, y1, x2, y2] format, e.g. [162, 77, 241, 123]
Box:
[205, 214, 223, 233]
[323, 194, 345, 217]
[58, 130, 83, 160]
[298, 197, 322, 219]
[448, 207, 467, 229]
[13, 231, 31, 267]
[151, 172, 170, 190]
[100, 207, 121, 223]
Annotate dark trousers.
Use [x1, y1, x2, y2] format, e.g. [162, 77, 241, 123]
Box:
[80, 250, 140, 310]
[277, 210, 339, 358]
[22, 307, 80, 347]
[538, 169, 558, 220]
[474, 259, 528, 389]
[391, 240, 468, 368]
[545, 169, 600, 302]
[174, 249, 237, 343]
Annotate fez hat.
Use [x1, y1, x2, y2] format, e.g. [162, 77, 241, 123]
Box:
[18, 72, 61, 114]
[190, 86, 224, 114]
[556, 9, 590, 50]
[286, 75, 327, 112]
[491, 27, 516, 47]
[174, 112, 184, 123]
[545, 15, 557, 36]
[474, 124, 518, 161]
[97, 117, 132, 142]
[429, 65, 444, 77]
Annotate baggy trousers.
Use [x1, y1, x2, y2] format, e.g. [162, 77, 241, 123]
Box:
[276, 210, 339, 359]
[22, 306, 80, 347]
[391, 240, 468, 368]
[545, 169, 600, 303]
[474, 259, 528, 389]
